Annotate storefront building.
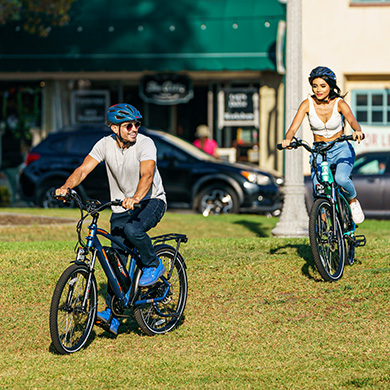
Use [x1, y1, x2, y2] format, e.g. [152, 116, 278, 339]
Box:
[0, 0, 286, 172]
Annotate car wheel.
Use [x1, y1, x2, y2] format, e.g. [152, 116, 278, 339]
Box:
[196, 184, 239, 216]
[37, 183, 76, 209]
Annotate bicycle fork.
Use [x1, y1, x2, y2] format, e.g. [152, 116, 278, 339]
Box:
[78, 247, 98, 314]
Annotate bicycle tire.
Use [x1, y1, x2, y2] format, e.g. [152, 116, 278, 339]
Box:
[309, 198, 345, 282]
[49, 264, 97, 354]
[134, 245, 188, 336]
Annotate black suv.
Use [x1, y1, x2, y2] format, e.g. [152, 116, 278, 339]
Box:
[19, 124, 283, 215]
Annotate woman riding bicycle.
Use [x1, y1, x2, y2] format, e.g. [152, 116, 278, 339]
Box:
[281, 66, 365, 224]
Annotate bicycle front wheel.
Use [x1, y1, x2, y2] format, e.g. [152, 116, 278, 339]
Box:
[309, 198, 345, 282]
[134, 245, 188, 336]
[49, 264, 97, 354]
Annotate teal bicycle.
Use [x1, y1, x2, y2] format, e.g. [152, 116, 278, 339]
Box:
[49, 189, 188, 354]
[278, 135, 366, 281]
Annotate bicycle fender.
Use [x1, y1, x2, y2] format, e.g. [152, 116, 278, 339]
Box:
[313, 194, 331, 202]
[154, 244, 187, 270]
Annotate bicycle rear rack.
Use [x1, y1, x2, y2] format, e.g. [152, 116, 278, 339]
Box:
[151, 233, 188, 246]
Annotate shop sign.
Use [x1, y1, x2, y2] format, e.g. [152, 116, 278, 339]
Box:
[218, 88, 259, 128]
[140, 74, 194, 105]
[71, 90, 110, 124]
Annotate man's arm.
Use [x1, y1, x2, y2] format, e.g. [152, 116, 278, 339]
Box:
[122, 159, 155, 209]
[55, 155, 99, 196]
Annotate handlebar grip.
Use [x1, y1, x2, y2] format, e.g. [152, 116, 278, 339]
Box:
[344, 133, 365, 141]
[111, 199, 123, 207]
[51, 187, 76, 201]
[111, 199, 142, 209]
[277, 142, 299, 150]
[51, 190, 72, 201]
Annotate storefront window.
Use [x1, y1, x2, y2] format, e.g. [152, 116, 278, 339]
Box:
[352, 90, 390, 125]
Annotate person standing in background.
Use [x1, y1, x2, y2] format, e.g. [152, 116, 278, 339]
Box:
[193, 124, 220, 158]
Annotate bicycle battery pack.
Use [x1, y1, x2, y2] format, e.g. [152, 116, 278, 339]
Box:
[103, 247, 131, 292]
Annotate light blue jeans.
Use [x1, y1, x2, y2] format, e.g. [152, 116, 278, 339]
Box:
[310, 141, 357, 200]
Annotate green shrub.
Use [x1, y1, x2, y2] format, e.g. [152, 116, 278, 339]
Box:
[0, 185, 11, 206]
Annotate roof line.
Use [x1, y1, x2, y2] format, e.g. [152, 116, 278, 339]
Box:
[0, 52, 270, 60]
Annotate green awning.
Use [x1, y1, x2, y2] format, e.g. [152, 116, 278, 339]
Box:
[0, 0, 286, 73]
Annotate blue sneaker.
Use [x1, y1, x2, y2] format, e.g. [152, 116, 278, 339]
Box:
[96, 307, 120, 335]
[96, 307, 112, 323]
[109, 317, 120, 335]
[139, 258, 166, 287]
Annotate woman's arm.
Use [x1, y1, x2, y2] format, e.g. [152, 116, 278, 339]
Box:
[281, 99, 309, 147]
[339, 99, 364, 143]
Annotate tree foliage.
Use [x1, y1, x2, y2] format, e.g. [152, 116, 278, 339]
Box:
[0, 0, 77, 36]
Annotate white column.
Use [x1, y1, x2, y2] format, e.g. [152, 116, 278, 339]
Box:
[272, 0, 309, 237]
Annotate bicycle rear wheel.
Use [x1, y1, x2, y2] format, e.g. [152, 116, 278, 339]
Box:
[309, 198, 345, 282]
[134, 245, 188, 336]
[49, 264, 97, 354]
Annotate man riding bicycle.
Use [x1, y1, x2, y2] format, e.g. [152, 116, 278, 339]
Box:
[55, 103, 167, 334]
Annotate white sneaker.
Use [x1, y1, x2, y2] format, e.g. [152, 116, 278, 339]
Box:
[350, 200, 365, 224]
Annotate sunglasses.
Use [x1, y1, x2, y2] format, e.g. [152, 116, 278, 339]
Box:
[123, 121, 141, 130]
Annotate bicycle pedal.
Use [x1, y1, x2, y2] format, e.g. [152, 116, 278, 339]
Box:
[354, 235, 366, 247]
[95, 319, 111, 331]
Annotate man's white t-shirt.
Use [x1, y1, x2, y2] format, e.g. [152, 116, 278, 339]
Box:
[89, 133, 166, 213]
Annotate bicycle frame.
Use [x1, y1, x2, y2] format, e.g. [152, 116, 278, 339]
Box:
[74, 204, 187, 316]
[313, 155, 356, 239]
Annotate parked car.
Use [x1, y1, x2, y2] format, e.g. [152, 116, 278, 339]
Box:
[305, 151, 390, 218]
[19, 124, 283, 216]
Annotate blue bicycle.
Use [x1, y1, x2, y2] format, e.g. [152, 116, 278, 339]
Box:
[49, 190, 188, 354]
[278, 135, 366, 281]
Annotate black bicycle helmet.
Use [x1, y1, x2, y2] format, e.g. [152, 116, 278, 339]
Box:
[106, 103, 142, 125]
[308, 66, 336, 84]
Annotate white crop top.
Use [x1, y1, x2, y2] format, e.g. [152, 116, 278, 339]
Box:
[307, 96, 344, 138]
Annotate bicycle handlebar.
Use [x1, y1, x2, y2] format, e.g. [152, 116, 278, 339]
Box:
[51, 189, 141, 213]
[276, 134, 364, 153]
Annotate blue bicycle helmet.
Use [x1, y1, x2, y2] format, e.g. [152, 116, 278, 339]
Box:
[106, 103, 142, 125]
[308, 66, 336, 84]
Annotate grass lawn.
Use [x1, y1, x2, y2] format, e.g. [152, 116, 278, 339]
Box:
[0, 208, 389, 389]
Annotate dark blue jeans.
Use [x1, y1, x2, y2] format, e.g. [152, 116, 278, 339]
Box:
[110, 199, 166, 268]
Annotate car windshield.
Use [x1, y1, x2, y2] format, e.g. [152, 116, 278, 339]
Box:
[147, 129, 217, 161]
